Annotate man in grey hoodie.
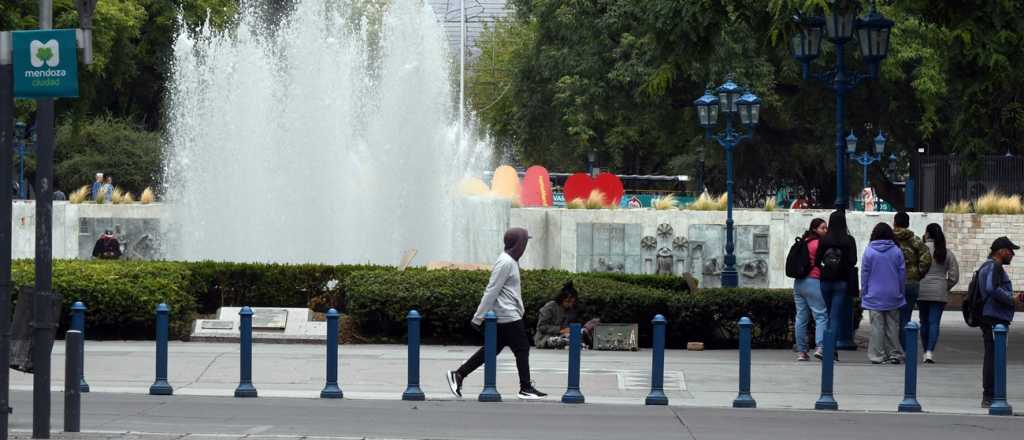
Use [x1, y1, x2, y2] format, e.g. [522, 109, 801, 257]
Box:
[448, 228, 547, 400]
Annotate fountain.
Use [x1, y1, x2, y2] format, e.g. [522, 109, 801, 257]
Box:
[162, 0, 496, 264]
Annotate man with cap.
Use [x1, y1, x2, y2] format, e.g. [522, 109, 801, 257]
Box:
[447, 227, 547, 400]
[978, 236, 1024, 408]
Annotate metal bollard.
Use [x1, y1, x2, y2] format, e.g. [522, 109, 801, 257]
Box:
[814, 327, 838, 410]
[234, 306, 257, 398]
[63, 330, 81, 433]
[898, 321, 922, 412]
[562, 323, 584, 404]
[321, 308, 343, 399]
[149, 303, 173, 395]
[645, 314, 668, 406]
[478, 311, 501, 402]
[402, 310, 425, 401]
[989, 324, 1013, 416]
[733, 317, 756, 408]
[70, 302, 89, 392]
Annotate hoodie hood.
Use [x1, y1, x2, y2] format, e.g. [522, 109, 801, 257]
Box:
[504, 228, 529, 261]
[869, 239, 897, 252]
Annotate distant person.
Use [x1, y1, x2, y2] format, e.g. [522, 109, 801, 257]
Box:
[790, 194, 810, 210]
[892, 212, 931, 351]
[815, 210, 858, 360]
[792, 218, 829, 361]
[100, 176, 114, 202]
[977, 237, 1023, 408]
[53, 188, 66, 201]
[918, 223, 959, 363]
[91, 173, 104, 201]
[861, 223, 906, 365]
[535, 281, 579, 349]
[447, 227, 547, 400]
[91, 230, 122, 260]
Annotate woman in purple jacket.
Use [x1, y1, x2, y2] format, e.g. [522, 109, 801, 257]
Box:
[861, 223, 907, 365]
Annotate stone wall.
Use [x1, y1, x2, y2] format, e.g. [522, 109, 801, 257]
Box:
[10, 202, 166, 260]
[511, 209, 1022, 292]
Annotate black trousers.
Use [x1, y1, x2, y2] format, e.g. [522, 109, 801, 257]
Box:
[457, 319, 531, 388]
[981, 319, 1010, 399]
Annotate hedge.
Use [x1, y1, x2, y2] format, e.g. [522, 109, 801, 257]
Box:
[7, 260, 833, 348]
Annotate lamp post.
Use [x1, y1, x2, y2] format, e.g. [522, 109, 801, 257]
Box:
[846, 129, 887, 192]
[792, 0, 894, 209]
[587, 149, 597, 177]
[694, 79, 762, 288]
[13, 122, 27, 199]
[696, 147, 706, 194]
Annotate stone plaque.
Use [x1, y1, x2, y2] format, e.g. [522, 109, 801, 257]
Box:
[252, 309, 288, 329]
[201, 320, 234, 330]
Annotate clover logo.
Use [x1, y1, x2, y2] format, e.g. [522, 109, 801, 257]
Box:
[30, 39, 60, 68]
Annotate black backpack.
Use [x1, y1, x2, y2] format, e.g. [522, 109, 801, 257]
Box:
[785, 237, 812, 278]
[821, 247, 844, 280]
[962, 262, 990, 327]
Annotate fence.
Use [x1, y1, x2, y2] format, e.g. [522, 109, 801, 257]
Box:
[916, 155, 1024, 212]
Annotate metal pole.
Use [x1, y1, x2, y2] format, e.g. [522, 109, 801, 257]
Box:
[833, 41, 848, 210]
[862, 160, 869, 191]
[18, 144, 25, 199]
[721, 125, 738, 287]
[34, 2, 56, 436]
[898, 321, 922, 412]
[733, 317, 756, 408]
[478, 311, 500, 402]
[0, 31, 14, 439]
[561, 323, 584, 404]
[321, 308, 342, 399]
[458, 0, 466, 151]
[645, 315, 668, 405]
[149, 303, 172, 395]
[70, 302, 88, 392]
[814, 327, 838, 410]
[62, 331, 80, 433]
[402, 310, 424, 401]
[989, 324, 1012, 415]
[234, 306, 257, 398]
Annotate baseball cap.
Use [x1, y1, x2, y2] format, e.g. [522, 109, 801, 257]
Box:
[990, 237, 1020, 253]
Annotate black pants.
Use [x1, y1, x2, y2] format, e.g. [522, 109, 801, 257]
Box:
[981, 319, 1010, 400]
[457, 319, 531, 388]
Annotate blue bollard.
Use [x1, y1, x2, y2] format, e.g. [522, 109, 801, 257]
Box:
[234, 306, 258, 398]
[478, 311, 501, 402]
[898, 321, 922, 412]
[149, 303, 173, 395]
[402, 310, 425, 401]
[321, 308, 343, 399]
[733, 317, 756, 408]
[645, 314, 668, 406]
[814, 327, 838, 410]
[989, 324, 1013, 416]
[562, 323, 584, 404]
[70, 301, 89, 392]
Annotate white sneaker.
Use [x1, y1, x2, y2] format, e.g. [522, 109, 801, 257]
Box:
[923, 351, 934, 364]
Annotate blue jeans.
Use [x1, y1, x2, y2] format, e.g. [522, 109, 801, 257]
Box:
[899, 283, 920, 351]
[794, 278, 828, 353]
[820, 280, 847, 344]
[917, 300, 945, 352]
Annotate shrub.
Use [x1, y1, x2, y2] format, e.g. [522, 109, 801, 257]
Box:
[944, 200, 972, 214]
[652, 194, 679, 210]
[140, 187, 156, 204]
[975, 191, 1023, 215]
[688, 192, 727, 211]
[69, 185, 90, 204]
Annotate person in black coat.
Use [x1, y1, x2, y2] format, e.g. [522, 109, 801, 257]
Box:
[814, 210, 858, 359]
[92, 230, 122, 260]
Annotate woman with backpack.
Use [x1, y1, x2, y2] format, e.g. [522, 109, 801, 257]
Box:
[861, 223, 906, 364]
[917, 223, 960, 363]
[815, 210, 858, 360]
[792, 218, 829, 361]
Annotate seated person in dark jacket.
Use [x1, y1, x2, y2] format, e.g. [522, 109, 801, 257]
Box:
[92, 230, 122, 260]
[534, 281, 599, 348]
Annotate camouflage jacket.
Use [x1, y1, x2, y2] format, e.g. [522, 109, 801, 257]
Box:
[894, 228, 932, 283]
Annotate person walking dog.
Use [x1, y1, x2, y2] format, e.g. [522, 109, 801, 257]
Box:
[447, 227, 547, 400]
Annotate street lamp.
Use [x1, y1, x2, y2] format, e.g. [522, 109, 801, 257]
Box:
[13, 122, 28, 199]
[846, 129, 887, 192]
[792, 0, 894, 210]
[694, 79, 761, 288]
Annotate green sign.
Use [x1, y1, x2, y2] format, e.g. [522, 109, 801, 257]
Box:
[12, 29, 79, 98]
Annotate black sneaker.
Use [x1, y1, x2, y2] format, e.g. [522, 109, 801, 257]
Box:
[888, 358, 902, 365]
[982, 399, 992, 409]
[446, 370, 463, 398]
[518, 384, 547, 400]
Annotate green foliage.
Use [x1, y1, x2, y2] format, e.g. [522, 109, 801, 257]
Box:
[54, 116, 163, 194]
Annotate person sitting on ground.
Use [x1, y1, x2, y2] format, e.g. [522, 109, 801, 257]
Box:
[534, 281, 581, 349]
[92, 230, 122, 260]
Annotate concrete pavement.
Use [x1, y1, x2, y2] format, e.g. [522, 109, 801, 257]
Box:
[8, 312, 1023, 415]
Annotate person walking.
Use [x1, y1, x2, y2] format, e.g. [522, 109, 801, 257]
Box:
[861, 223, 906, 364]
[918, 223, 959, 363]
[793, 218, 829, 361]
[978, 237, 1023, 408]
[892, 212, 932, 351]
[815, 210, 858, 360]
[447, 227, 547, 400]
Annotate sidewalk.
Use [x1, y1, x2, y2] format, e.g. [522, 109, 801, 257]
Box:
[9, 312, 1022, 416]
